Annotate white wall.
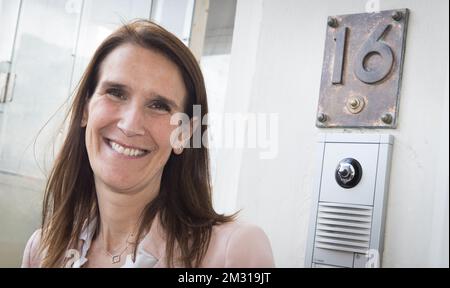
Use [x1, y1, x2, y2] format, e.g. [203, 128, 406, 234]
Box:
[214, 0, 449, 267]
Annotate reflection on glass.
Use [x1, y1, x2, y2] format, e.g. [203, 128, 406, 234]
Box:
[0, 0, 21, 69]
[151, 0, 194, 45]
[70, 0, 153, 91]
[0, 0, 81, 177]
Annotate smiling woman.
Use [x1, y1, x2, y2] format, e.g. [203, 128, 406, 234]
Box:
[83, 44, 186, 196]
[20, 20, 274, 268]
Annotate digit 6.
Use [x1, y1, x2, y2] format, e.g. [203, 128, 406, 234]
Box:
[354, 24, 394, 84]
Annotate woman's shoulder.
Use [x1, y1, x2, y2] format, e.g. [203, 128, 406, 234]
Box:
[21, 229, 43, 268]
[204, 220, 275, 267]
[212, 221, 269, 243]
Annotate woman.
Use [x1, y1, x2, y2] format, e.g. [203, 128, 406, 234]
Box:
[21, 20, 274, 268]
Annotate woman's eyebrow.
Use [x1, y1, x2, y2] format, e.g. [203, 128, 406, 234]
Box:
[100, 80, 181, 110]
[99, 81, 129, 91]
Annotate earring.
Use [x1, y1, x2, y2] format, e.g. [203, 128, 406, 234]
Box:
[174, 146, 183, 154]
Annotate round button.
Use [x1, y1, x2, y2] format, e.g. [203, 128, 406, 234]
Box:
[335, 158, 363, 189]
[337, 162, 354, 181]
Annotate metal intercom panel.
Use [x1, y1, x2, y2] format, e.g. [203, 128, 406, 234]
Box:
[305, 134, 393, 268]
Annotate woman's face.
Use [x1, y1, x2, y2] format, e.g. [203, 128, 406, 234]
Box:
[83, 43, 186, 194]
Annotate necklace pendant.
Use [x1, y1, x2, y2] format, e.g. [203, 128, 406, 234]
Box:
[112, 255, 121, 264]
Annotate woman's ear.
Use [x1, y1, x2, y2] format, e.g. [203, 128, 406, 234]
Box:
[172, 116, 200, 155]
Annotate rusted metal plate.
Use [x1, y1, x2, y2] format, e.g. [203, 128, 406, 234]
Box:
[316, 9, 409, 128]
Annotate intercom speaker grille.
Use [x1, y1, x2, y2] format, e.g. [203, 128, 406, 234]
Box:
[315, 203, 373, 254]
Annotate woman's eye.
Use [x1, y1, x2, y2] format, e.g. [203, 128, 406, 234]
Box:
[149, 101, 171, 112]
[106, 89, 126, 100]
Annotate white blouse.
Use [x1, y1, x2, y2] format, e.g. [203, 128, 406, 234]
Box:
[72, 219, 158, 268]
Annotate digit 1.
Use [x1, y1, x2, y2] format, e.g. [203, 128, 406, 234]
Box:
[332, 27, 348, 84]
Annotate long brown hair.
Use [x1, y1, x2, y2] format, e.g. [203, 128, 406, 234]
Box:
[40, 20, 235, 267]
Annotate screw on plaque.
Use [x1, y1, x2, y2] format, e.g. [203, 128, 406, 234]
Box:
[327, 17, 338, 28]
[392, 11, 403, 21]
[317, 113, 328, 123]
[381, 113, 393, 124]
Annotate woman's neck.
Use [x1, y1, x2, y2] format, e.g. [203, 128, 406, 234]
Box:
[94, 178, 160, 251]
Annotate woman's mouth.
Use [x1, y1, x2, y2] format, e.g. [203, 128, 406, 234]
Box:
[105, 138, 150, 158]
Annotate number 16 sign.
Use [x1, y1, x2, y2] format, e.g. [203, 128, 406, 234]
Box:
[316, 9, 409, 128]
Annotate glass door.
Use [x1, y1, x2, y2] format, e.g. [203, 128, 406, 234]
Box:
[0, 0, 83, 268]
[0, 0, 83, 178]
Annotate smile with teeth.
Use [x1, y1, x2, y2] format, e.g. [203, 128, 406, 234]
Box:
[108, 140, 149, 157]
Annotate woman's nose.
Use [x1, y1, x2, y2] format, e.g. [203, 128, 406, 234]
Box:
[117, 104, 145, 137]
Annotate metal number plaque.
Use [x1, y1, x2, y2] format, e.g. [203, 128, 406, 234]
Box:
[317, 9, 409, 128]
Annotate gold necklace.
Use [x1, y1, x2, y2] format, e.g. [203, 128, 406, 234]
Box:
[103, 233, 135, 264]
[104, 243, 129, 264]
